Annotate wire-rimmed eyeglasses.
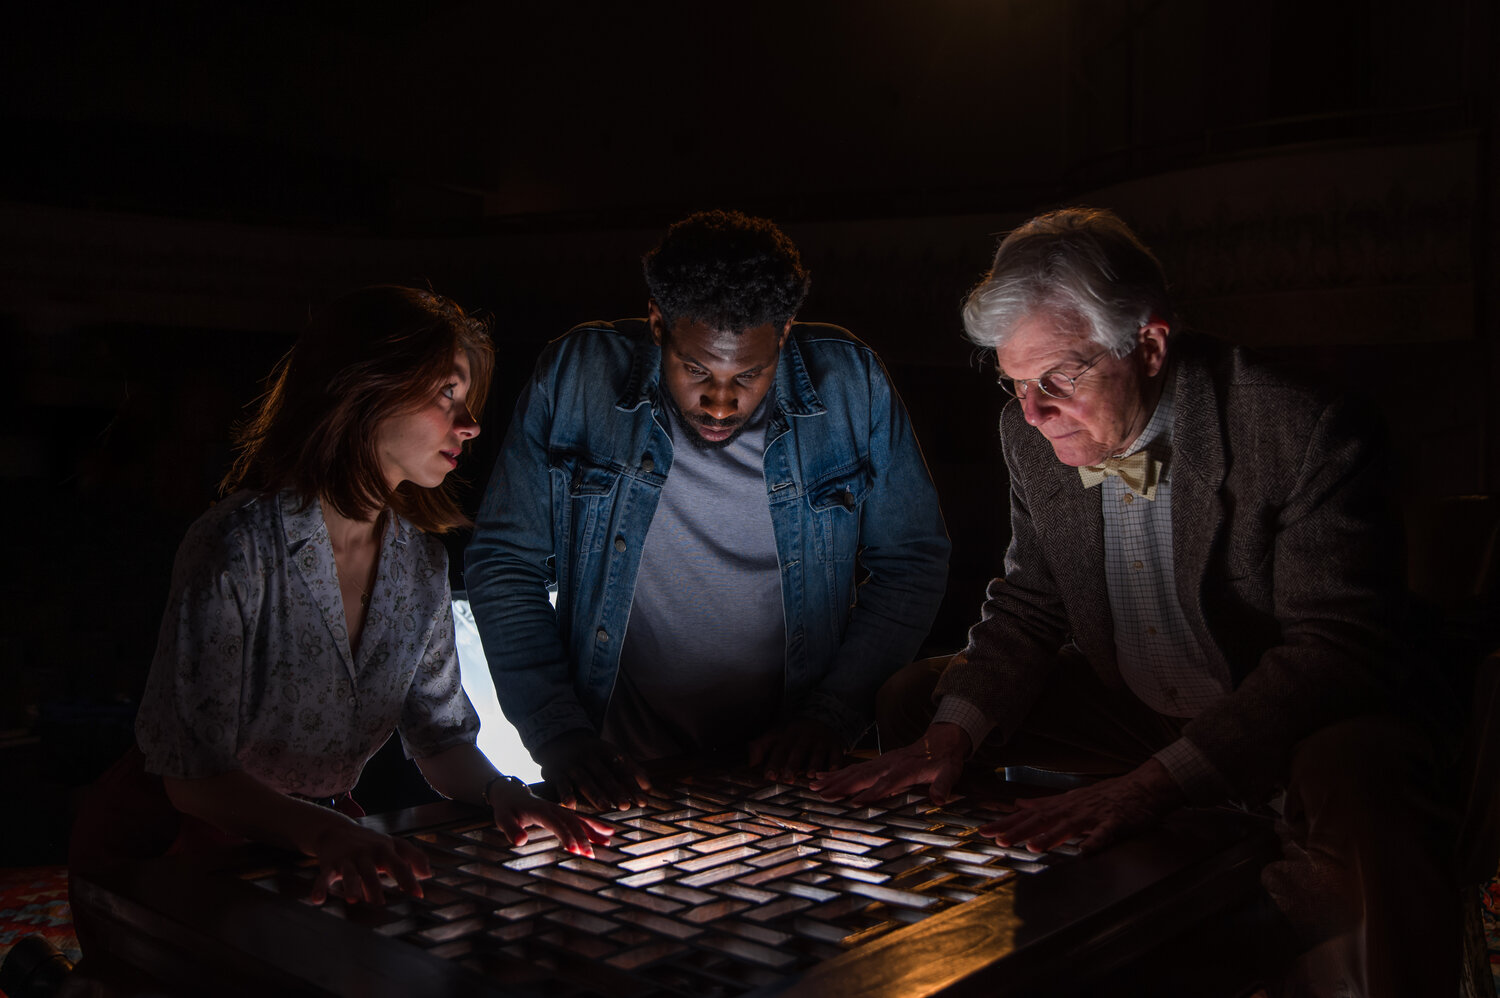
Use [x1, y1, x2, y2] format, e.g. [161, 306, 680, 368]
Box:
[998, 349, 1111, 400]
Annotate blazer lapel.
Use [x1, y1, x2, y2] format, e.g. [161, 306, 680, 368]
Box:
[1023, 438, 1114, 672]
[1168, 348, 1231, 673]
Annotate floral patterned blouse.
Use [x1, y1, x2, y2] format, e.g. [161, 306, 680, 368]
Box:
[135, 490, 480, 798]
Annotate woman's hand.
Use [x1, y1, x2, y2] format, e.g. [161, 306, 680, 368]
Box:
[488, 779, 614, 857]
[413, 742, 614, 855]
[165, 770, 430, 906]
[305, 816, 433, 905]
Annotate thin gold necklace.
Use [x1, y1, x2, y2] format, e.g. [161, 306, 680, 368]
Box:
[334, 511, 383, 611]
[355, 551, 379, 610]
[338, 563, 374, 609]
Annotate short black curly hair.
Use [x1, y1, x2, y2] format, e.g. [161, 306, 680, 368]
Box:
[643, 209, 810, 332]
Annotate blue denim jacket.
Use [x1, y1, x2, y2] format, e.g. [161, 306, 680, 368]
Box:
[463, 319, 949, 753]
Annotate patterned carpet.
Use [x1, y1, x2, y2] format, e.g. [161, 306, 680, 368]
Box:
[1482, 873, 1500, 989]
[3, 863, 1499, 989]
[0, 866, 80, 971]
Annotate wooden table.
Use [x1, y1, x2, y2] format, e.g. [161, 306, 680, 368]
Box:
[71, 765, 1276, 997]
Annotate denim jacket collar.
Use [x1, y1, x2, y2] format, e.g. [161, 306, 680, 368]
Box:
[616, 336, 660, 413]
[774, 330, 826, 418]
[614, 325, 827, 419]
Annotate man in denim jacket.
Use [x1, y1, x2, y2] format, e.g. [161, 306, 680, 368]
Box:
[465, 211, 949, 809]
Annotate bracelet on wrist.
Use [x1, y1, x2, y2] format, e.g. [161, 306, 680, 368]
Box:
[481, 773, 528, 807]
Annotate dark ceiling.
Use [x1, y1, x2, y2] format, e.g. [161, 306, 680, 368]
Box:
[5, 1, 1486, 233]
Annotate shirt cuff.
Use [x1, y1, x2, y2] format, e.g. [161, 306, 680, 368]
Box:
[1153, 736, 1235, 804]
[932, 696, 995, 758]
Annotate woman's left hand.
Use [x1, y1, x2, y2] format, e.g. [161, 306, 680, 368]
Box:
[489, 781, 614, 857]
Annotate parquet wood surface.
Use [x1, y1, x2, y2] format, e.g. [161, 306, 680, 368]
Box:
[246, 770, 1071, 996]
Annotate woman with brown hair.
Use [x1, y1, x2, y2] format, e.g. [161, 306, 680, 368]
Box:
[73, 286, 608, 915]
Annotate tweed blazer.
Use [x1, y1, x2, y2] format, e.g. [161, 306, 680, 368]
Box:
[937, 334, 1406, 799]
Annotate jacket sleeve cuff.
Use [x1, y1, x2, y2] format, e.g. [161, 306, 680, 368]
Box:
[520, 704, 599, 756]
[932, 696, 994, 758]
[1152, 736, 1235, 804]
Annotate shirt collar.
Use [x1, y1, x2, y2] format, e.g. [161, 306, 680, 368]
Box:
[280, 490, 326, 549]
[278, 490, 411, 550]
[1118, 362, 1176, 467]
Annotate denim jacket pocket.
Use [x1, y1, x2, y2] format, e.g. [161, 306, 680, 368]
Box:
[807, 464, 873, 563]
[549, 453, 620, 556]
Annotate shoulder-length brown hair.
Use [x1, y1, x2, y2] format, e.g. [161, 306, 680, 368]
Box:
[222, 285, 495, 533]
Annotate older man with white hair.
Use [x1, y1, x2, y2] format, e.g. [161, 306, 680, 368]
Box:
[815, 208, 1457, 997]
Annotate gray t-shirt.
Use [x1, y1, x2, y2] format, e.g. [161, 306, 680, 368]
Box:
[601, 396, 786, 759]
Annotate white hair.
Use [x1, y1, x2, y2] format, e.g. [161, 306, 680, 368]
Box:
[962, 207, 1174, 356]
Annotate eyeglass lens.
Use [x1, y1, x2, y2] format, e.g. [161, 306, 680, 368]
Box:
[1001, 373, 1074, 399]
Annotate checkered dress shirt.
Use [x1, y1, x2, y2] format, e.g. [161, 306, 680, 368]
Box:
[1101, 375, 1230, 796]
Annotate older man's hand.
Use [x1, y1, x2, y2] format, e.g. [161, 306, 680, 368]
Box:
[979, 758, 1183, 855]
[810, 723, 971, 805]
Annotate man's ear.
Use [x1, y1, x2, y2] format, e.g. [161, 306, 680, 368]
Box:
[648, 300, 667, 346]
[1137, 319, 1170, 377]
[778, 317, 793, 350]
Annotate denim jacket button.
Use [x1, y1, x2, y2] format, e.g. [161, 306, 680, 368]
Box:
[641, 456, 655, 473]
[614, 537, 627, 552]
[841, 488, 855, 508]
[596, 628, 609, 642]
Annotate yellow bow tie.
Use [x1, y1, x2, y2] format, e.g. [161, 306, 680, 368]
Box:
[1078, 450, 1160, 499]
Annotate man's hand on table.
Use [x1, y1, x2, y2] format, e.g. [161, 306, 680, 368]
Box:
[978, 758, 1184, 855]
[810, 723, 971, 805]
[535, 731, 652, 811]
[487, 777, 615, 857]
[748, 717, 845, 782]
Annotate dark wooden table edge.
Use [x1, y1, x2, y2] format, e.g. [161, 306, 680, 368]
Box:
[72, 789, 1278, 997]
[72, 804, 512, 998]
[758, 806, 1278, 998]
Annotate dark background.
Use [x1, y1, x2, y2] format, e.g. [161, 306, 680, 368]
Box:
[2, 0, 1495, 863]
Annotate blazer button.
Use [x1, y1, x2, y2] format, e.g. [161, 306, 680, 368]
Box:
[641, 456, 655, 473]
[596, 628, 609, 642]
[614, 537, 627, 552]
